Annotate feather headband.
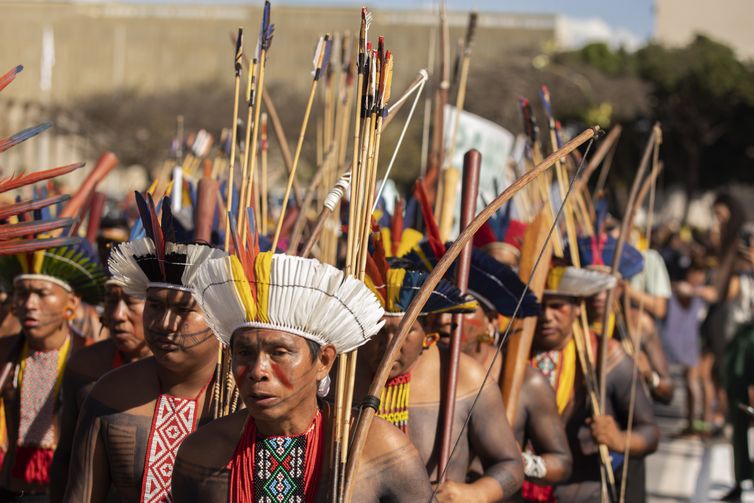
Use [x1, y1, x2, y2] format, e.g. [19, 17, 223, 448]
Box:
[404, 240, 539, 318]
[544, 266, 617, 298]
[0, 237, 106, 304]
[192, 252, 385, 353]
[108, 191, 226, 297]
[364, 233, 478, 317]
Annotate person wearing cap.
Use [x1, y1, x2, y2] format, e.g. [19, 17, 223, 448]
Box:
[49, 277, 152, 502]
[171, 250, 431, 501]
[63, 196, 228, 503]
[532, 266, 659, 503]
[0, 239, 106, 501]
[355, 236, 524, 502]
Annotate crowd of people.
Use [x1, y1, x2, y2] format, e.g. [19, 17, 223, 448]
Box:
[0, 6, 751, 503]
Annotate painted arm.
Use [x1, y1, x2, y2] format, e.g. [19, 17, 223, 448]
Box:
[522, 367, 572, 484]
[62, 394, 112, 503]
[590, 353, 659, 457]
[462, 382, 524, 501]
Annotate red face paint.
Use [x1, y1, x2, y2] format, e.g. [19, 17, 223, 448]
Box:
[271, 362, 293, 389]
[235, 364, 249, 380]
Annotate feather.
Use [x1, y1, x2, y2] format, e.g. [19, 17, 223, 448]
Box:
[0, 123, 52, 153]
[0, 162, 84, 194]
[0, 217, 75, 240]
[413, 180, 445, 258]
[0, 65, 23, 93]
[109, 238, 155, 298]
[259, 0, 274, 52]
[0, 236, 78, 256]
[0, 194, 70, 221]
[391, 198, 404, 257]
[134, 191, 153, 241]
[147, 193, 166, 278]
[161, 197, 176, 244]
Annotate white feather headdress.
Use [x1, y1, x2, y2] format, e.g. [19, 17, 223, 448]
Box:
[544, 266, 617, 298]
[108, 237, 226, 297]
[192, 252, 385, 354]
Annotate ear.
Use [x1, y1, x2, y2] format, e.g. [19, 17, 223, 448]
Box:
[573, 303, 581, 318]
[316, 344, 337, 380]
[67, 293, 81, 314]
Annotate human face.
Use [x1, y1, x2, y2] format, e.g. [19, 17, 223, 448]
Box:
[586, 290, 607, 323]
[12, 278, 78, 343]
[713, 203, 731, 226]
[425, 305, 495, 353]
[361, 316, 425, 379]
[103, 284, 148, 357]
[534, 295, 579, 351]
[143, 287, 217, 369]
[231, 328, 335, 424]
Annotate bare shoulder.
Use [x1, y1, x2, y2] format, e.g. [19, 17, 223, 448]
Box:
[457, 351, 493, 397]
[178, 409, 247, 469]
[606, 338, 629, 371]
[67, 339, 116, 377]
[523, 365, 554, 395]
[363, 415, 415, 460]
[86, 357, 157, 409]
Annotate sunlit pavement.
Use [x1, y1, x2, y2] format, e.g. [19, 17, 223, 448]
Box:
[646, 369, 754, 502]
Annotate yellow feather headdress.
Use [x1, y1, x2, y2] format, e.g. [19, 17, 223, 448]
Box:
[192, 251, 385, 353]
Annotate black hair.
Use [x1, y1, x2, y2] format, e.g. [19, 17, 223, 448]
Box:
[306, 339, 321, 362]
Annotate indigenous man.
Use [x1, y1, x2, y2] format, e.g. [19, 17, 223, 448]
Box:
[172, 250, 432, 501]
[50, 278, 152, 501]
[358, 244, 524, 502]
[531, 266, 659, 503]
[421, 247, 571, 502]
[0, 239, 106, 501]
[63, 203, 228, 503]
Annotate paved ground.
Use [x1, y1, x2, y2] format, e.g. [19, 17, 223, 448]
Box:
[645, 368, 754, 502]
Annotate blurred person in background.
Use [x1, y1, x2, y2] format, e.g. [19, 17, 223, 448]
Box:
[662, 257, 717, 436]
[699, 193, 747, 434]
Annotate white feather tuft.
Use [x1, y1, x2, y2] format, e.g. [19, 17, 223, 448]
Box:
[108, 237, 154, 298]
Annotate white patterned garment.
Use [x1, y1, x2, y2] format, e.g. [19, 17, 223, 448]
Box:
[18, 348, 60, 448]
[140, 394, 199, 503]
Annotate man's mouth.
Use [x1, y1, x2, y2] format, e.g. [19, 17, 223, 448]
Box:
[147, 335, 179, 351]
[22, 317, 39, 328]
[247, 390, 279, 408]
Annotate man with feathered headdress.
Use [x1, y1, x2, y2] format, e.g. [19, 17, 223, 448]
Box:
[350, 231, 524, 502]
[64, 193, 228, 503]
[50, 272, 153, 502]
[0, 237, 106, 501]
[171, 241, 432, 501]
[530, 265, 659, 502]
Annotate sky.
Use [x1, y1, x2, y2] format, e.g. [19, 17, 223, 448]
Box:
[126, 0, 656, 46]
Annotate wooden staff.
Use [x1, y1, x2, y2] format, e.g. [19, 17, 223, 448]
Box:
[59, 152, 118, 220]
[241, 3, 273, 241]
[424, 0, 450, 204]
[597, 124, 660, 410]
[444, 12, 478, 168]
[619, 153, 663, 503]
[237, 53, 257, 236]
[224, 28, 243, 252]
[437, 149, 480, 482]
[502, 209, 553, 422]
[195, 160, 219, 244]
[260, 112, 269, 235]
[270, 35, 331, 251]
[84, 192, 106, 244]
[342, 127, 601, 502]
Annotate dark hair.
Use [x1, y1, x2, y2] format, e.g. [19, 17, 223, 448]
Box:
[713, 193, 746, 255]
[306, 339, 321, 362]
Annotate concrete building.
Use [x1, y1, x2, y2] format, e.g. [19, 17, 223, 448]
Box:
[0, 1, 556, 105]
[655, 0, 754, 60]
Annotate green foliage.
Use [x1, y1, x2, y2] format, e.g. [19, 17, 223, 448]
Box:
[561, 34, 754, 190]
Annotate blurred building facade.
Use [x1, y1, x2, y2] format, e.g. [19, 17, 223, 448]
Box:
[655, 0, 754, 59]
[0, 0, 556, 105]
